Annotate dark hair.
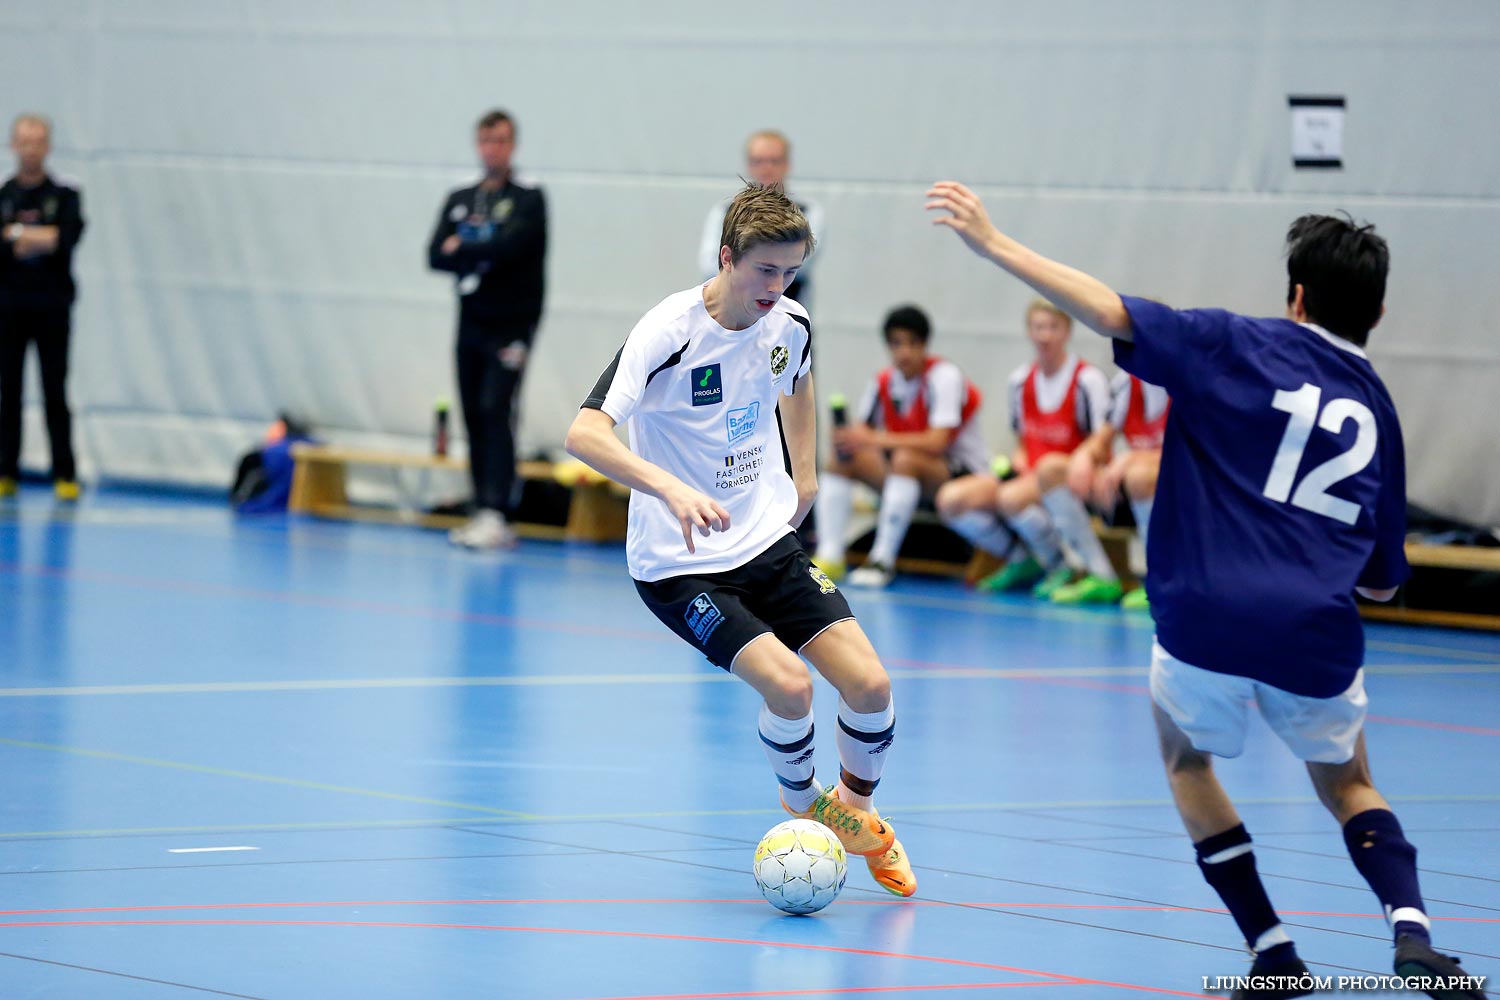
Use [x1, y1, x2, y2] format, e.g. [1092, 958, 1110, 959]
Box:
[882, 305, 931, 344]
[717, 182, 814, 266]
[1285, 213, 1388, 346]
[476, 109, 515, 137]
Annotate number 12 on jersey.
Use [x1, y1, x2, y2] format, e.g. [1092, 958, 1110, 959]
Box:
[1262, 382, 1377, 526]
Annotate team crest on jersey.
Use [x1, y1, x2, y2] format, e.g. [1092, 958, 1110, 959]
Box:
[691, 364, 723, 406]
[809, 565, 838, 595]
[726, 401, 760, 446]
[492, 198, 513, 221]
[685, 593, 726, 643]
[770, 345, 790, 380]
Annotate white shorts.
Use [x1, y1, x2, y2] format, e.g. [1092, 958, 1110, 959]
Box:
[1150, 640, 1367, 764]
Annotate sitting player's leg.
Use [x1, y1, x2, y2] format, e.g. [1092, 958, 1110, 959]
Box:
[802, 620, 914, 897]
[1300, 727, 1483, 997]
[813, 447, 887, 581]
[936, 472, 1016, 557]
[1120, 448, 1160, 610]
[849, 446, 949, 588]
[1035, 451, 1121, 604]
[995, 472, 1069, 596]
[1152, 647, 1311, 994]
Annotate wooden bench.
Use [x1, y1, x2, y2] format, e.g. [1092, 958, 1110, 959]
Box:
[287, 444, 628, 542]
[1358, 543, 1500, 631]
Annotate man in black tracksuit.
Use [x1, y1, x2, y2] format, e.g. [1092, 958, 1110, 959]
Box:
[428, 109, 547, 548]
[0, 114, 85, 499]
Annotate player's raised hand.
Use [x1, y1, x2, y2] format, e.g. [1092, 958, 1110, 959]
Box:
[663, 483, 731, 553]
[925, 181, 1001, 259]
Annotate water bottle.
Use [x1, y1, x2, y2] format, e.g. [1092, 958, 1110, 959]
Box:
[433, 397, 450, 457]
[991, 454, 1018, 481]
[830, 392, 853, 462]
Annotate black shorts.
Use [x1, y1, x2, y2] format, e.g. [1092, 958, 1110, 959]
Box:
[634, 534, 856, 670]
[1101, 484, 1137, 529]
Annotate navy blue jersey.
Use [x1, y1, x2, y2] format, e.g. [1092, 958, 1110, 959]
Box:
[1114, 296, 1409, 697]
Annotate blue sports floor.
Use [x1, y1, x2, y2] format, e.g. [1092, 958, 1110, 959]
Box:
[1, 486, 1495, 999]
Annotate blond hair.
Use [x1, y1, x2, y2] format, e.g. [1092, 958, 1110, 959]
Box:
[717, 182, 814, 268]
[1026, 297, 1072, 328]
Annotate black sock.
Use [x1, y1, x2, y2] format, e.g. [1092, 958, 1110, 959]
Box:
[1343, 808, 1430, 944]
[1194, 824, 1293, 956]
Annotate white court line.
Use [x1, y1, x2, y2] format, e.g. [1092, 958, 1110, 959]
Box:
[167, 846, 259, 854]
[0, 663, 1495, 698]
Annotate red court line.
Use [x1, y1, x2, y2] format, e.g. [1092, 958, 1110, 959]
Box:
[577, 982, 1071, 1000]
[1365, 714, 1500, 737]
[0, 919, 1211, 997]
[2, 899, 1491, 923]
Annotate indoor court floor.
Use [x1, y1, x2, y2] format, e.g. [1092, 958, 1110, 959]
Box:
[1, 486, 1495, 999]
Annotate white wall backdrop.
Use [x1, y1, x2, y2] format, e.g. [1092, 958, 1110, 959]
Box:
[2, 0, 1497, 524]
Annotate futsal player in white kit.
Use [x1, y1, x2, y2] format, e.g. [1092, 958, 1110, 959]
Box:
[565, 183, 916, 896]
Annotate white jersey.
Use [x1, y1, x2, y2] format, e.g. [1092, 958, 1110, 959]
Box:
[584, 286, 814, 582]
[1006, 353, 1112, 438]
[1107, 370, 1171, 427]
[854, 359, 989, 475]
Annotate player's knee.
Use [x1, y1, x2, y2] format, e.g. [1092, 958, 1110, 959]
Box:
[1124, 461, 1158, 500]
[934, 482, 965, 519]
[888, 449, 925, 478]
[769, 669, 815, 717]
[1034, 453, 1067, 490]
[840, 668, 891, 714]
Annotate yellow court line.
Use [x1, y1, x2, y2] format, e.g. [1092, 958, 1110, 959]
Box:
[3, 793, 1499, 842]
[0, 738, 534, 819]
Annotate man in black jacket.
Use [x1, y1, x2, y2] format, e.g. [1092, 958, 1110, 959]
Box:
[0, 114, 85, 500]
[428, 109, 547, 548]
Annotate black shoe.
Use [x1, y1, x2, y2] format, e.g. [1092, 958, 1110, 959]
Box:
[1229, 953, 1316, 1000]
[1394, 934, 1486, 999]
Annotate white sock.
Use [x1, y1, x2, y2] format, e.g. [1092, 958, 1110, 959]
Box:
[835, 697, 894, 811]
[814, 473, 854, 564]
[1042, 486, 1116, 580]
[1008, 504, 1063, 567]
[866, 474, 920, 567]
[759, 703, 819, 812]
[945, 509, 1015, 557]
[1129, 495, 1153, 550]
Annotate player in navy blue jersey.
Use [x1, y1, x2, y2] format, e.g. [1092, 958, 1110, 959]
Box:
[926, 181, 1483, 1000]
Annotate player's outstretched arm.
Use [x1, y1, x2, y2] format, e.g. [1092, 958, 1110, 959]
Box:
[777, 373, 819, 528]
[565, 407, 730, 553]
[925, 181, 1133, 341]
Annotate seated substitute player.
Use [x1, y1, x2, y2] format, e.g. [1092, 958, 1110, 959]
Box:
[812, 304, 987, 589]
[566, 182, 915, 897]
[927, 180, 1481, 999]
[1092, 371, 1169, 610]
[935, 299, 1122, 603]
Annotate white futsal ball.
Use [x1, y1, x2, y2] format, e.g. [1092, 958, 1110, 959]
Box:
[753, 818, 847, 914]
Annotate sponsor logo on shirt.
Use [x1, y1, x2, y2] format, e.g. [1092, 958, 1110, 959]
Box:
[691, 364, 723, 406]
[685, 593, 726, 644]
[770, 345, 790, 382]
[727, 401, 760, 446]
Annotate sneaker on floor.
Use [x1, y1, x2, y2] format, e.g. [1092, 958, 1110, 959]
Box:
[53, 480, 81, 502]
[1050, 574, 1124, 605]
[975, 555, 1043, 593]
[0, 477, 15, 499]
[847, 562, 895, 588]
[449, 509, 516, 550]
[1393, 934, 1486, 998]
[810, 555, 847, 583]
[1030, 565, 1074, 600]
[1121, 586, 1150, 611]
[864, 813, 916, 897]
[1228, 951, 1315, 1000]
[782, 784, 894, 858]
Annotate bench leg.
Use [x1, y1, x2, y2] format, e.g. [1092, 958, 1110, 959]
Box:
[289, 461, 349, 514]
